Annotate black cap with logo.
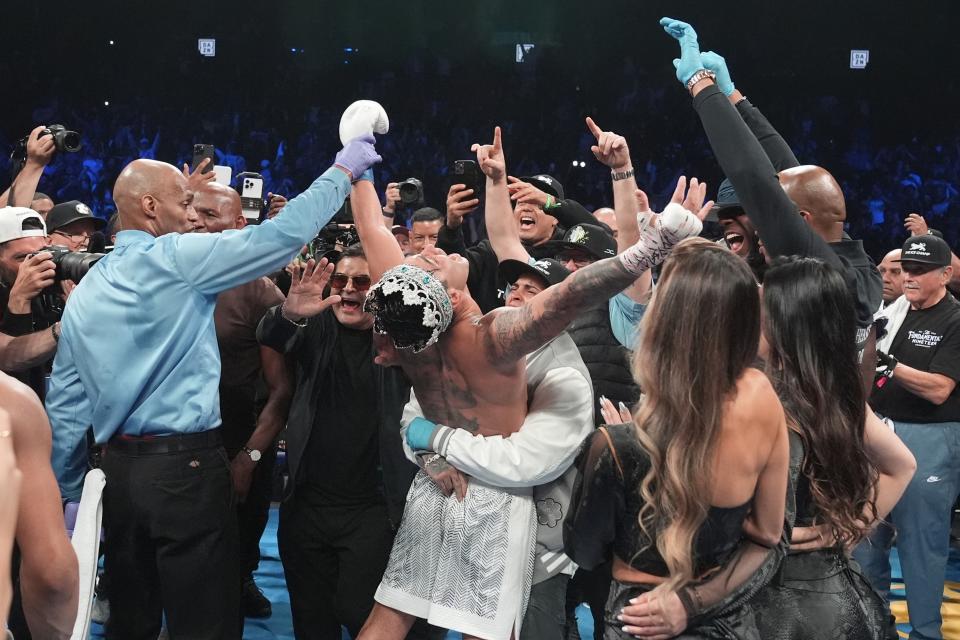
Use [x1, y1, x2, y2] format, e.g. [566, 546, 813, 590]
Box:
[544, 223, 616, 261]
[517, 175, 564, 201]
[897, 234, 953, 268]
[498, 258, 571, 289]
[46, 200, 106, 233]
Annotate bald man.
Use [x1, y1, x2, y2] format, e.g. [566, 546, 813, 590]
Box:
[194, 181, 292, 620]
[878, 249, 904, 308]
[682, 48, 881, 387]
[592, 207, 617, 238]
[46, 134, 379, 639]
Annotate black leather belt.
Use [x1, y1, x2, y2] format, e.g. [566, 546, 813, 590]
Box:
[106, 428, 222, 455]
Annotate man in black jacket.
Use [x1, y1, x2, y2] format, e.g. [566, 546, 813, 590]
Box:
[257, 245, 425, 639]
[664, 23, 881, 383]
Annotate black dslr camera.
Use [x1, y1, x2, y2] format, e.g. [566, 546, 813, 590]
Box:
[41, 125, 82, 153]
[397, 178, 424, 206]
[27, 245, 106, 322]
[309, 223, 360, 263]
[9, 124, 82, 181]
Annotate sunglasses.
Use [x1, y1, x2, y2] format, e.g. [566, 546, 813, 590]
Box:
[556, 251, 595, 268]
[330, 273, 372, 291]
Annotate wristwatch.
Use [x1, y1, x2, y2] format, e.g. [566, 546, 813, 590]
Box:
[685, 68, 717, 92]
[242, 446, 262, 462]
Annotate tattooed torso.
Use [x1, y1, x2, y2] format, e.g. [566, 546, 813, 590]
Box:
[395, 315, 527, 437]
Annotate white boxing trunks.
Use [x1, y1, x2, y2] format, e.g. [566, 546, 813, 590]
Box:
[375, 470, 537, 640]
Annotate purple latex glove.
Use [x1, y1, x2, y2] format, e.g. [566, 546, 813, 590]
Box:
[334, 133, 382, 180]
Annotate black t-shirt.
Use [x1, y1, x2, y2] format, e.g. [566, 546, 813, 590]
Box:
[302, 325, 383, 505]
[871, 294, 960, 423]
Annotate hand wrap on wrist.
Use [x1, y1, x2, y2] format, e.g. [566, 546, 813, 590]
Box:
[618, 203, 702, 276]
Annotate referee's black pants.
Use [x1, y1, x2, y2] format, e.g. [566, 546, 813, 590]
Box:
[101, 430, 240, 640]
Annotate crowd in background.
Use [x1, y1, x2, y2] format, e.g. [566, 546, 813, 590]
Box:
[3, 60, 959, 259]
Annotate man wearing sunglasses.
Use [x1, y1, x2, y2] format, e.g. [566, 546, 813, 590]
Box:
[257, 246, 437, 640]
[191, 181, 292, 623]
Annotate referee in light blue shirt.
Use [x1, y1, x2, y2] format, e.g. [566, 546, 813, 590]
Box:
[45, 135, 380, 639]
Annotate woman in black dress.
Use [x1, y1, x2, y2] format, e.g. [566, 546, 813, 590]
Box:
[621, 257, 916, 639]
[749, 257, 915, 640]
[565, 238, 791, 639]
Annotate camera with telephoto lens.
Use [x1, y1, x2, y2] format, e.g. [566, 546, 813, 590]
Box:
[27, 245, 106, 322]
[397, 178, 424, 206]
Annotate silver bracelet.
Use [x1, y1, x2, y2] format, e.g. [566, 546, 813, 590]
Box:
[280, 302, 307, 328]
[685, 68, 716, 92]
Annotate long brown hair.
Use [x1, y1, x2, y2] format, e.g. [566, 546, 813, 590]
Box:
[632, 238, 760, 592]
[762, 256, 878, 544]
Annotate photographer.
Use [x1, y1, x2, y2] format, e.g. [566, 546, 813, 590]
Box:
[0, 207, 62, 399]
[382, 180, 425, 228]
[0, 126, 56, 211]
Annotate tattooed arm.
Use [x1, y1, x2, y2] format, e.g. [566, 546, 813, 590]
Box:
[351, 179, 405, 282]
[483, 203, 703, 367]
[484, 257, 636, 367]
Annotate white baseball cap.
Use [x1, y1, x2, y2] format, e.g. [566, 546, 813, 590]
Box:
[0, 207, 47, 245]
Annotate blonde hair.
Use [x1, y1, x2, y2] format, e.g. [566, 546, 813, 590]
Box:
[632, 238, 760, 592]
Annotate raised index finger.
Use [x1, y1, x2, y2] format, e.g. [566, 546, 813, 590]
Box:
[585, 116, 603, 140]
[492, 126, 502, 154]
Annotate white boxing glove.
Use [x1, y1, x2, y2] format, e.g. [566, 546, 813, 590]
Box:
[339, 100, 390, 145]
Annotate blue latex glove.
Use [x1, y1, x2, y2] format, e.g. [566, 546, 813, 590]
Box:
[334, 133, 382, 181]
[406, 416, 438, 451]
[700, 51, 735, 97]
[659, 17, 704, 85]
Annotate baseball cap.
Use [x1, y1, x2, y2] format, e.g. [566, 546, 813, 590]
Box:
[498, 258, 571, 289]
[544, 223, 617, 261]
[0, 207, 47, 245]
[517, 175, 564, 201]
[708, 178, 744, 222]
[391, 224, 409, 237]
[897, 234, 953, 268]
[46, 200, 106, 233]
